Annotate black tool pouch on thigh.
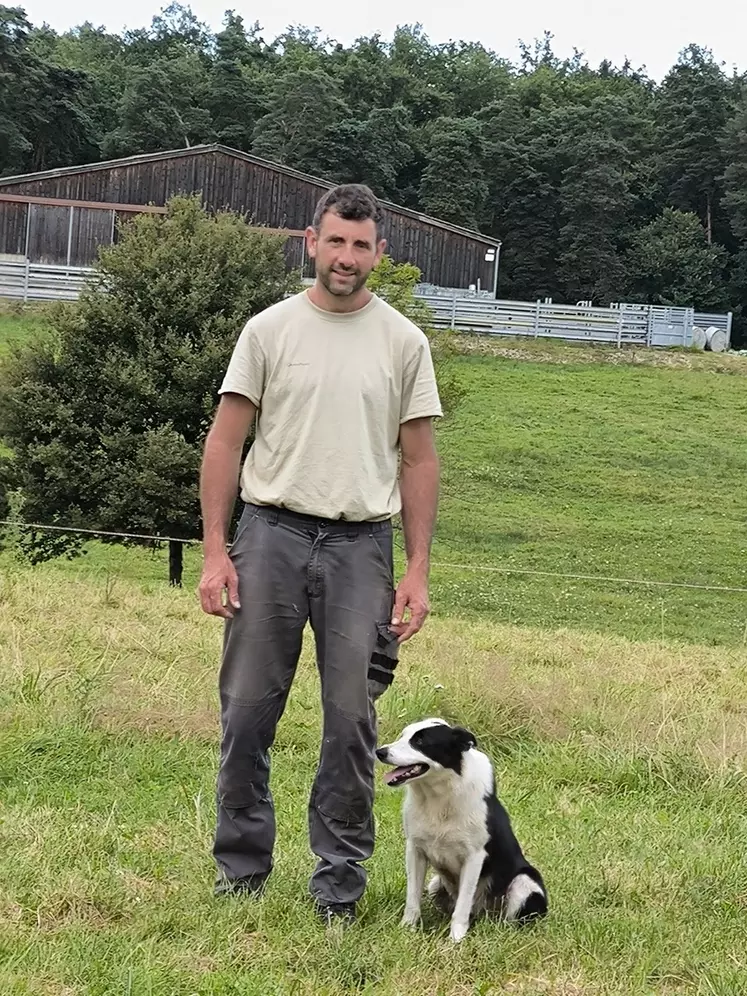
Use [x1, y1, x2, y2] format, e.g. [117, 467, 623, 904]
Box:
[368, 623, 400, 702]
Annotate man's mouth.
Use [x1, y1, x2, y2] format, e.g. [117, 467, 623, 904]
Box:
[382, 763, 429, 787]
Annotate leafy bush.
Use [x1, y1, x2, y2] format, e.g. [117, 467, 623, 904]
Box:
[0, 195, 299, 566]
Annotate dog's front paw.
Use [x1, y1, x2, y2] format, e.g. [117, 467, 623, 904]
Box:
[449, 920, 469, 943]
[401, 907, 421, 928]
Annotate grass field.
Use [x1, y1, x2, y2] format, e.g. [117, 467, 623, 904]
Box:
[0, 302, 50, 357]
[2, 310, 747, 994]
[1, 569, 746, 995]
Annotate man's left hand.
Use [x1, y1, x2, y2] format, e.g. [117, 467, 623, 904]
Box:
[391, 568, 430, 643]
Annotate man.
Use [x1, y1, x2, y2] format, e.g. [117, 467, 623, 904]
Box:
[198, 183, 442, 926]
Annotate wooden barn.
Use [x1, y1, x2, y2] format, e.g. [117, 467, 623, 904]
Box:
[0, 144, 501, 291]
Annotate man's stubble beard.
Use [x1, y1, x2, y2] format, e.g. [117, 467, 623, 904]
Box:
[317, 264, 370, 297]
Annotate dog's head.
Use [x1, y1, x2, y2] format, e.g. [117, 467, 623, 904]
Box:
[375, 717, 478, 787]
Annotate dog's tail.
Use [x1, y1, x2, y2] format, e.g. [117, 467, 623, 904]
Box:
[503, 866, 548, 924]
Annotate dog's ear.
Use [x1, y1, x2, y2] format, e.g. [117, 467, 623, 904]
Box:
[452, 726, 477, 751]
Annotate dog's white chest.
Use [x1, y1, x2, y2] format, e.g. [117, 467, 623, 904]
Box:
[403, 792, 488, 876]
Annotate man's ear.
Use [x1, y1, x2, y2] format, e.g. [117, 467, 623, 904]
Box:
[305, 225, 318, 259]
[452, 726, 477, 751]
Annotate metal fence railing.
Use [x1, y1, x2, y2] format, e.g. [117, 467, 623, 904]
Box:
[414, 288, 733, 351]
[1, 259, 734, 351]
[0, 259, 92, 302]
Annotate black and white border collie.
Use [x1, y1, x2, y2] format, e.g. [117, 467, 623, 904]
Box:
[376, 717, 548, 943]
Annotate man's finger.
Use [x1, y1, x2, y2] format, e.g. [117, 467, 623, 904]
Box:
[226, 572, 241, 609]
[200, 581, 234, 618]
[391, 587, 408, 626]
[397, 602, 429, 643]
[397, 620, 419, 643]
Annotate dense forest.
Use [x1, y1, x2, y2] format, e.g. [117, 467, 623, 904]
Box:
[2, 3, 747, 342]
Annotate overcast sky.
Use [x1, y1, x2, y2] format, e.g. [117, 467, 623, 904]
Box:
[21, 0, 747, 82]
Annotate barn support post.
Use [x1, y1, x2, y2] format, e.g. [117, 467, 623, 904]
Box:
[23, 202, 31, 261]
[492, 243, 501, 298]
[66, 206, 75, 268]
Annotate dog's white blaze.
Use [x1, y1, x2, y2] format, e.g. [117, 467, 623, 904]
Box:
[504, 873, 545, 921]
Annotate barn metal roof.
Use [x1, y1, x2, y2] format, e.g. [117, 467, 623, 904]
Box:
[0, 143, 501, 247]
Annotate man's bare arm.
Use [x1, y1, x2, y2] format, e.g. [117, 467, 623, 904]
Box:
[391, 417, 440, 642]
[198, 393, 257, 617]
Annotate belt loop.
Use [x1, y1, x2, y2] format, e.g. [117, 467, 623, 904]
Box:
[266, 508, 279, 526]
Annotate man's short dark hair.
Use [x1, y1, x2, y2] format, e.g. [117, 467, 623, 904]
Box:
[312, 184, 383, 237]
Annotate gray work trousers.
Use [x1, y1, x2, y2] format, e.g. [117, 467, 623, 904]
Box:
[213, 501, 399, 906]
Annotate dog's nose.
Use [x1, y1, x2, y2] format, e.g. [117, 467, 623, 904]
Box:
[375, 747, 388, 761]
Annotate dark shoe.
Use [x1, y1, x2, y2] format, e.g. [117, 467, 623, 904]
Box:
[315, 901, 357, 928]
[214, 873, 268, 898]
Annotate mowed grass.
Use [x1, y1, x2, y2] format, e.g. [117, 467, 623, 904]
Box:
[1, 568, 746, 995]
[428, 347, 747, 646]
[0, 302, 50, 357]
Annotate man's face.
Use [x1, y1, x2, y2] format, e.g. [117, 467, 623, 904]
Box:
[306, 210, 386, 297]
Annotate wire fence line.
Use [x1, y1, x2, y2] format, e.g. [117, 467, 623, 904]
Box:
[0, 520, 198, 546]
[2, 519, 746, 595]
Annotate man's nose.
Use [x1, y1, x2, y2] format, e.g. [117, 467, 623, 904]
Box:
[336, 246, 355, 268]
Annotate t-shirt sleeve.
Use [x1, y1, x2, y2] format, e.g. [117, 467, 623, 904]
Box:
[400, 334, 444, 424]
[218, 319, 265, 407]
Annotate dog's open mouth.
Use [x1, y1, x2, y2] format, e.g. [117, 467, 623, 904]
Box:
[382, 764, 429, 786]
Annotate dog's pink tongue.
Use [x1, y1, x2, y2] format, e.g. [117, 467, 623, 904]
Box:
[383, 766, 408, 785]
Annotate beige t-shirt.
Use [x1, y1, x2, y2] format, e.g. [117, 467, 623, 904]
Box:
[218, 289, 443, 521]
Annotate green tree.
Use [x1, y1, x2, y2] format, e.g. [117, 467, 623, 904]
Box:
[556, 130, 633, 303]
[655, 45, 733, 245]
[204, 12, 272, 150]
[627, 207, 728, 309]
[0, 196, 299, 582]
[0, 6, 97, 173]
[723, 97, 747, 244]
[251, 66, 351, 175]
[419, 117, 488, 230]
[102, 58, 213, 156]
[478, 93, 563, 300]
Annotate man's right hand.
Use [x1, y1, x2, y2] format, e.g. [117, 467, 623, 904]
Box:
[199, 552, 241, 618]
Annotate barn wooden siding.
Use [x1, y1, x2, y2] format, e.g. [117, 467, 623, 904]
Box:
[0, 145, 500, 289]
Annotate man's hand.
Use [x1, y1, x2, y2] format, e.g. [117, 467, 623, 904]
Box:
[390, 568, 430, 643]
[199, 552, 241, 619]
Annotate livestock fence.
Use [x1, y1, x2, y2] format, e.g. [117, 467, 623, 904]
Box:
[414, 285, 733, 351]
[0, 259, 734, 351]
